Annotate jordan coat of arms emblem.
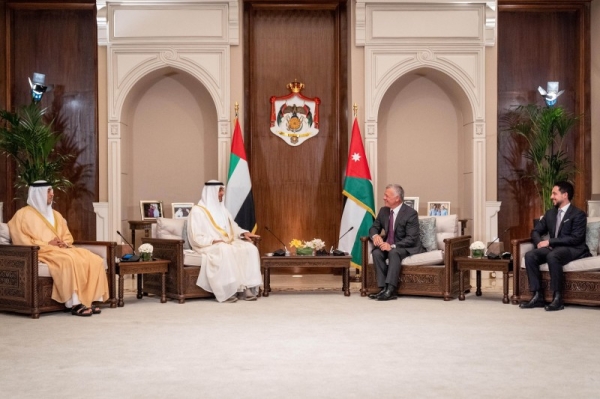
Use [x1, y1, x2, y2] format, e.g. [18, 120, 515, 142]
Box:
[269, 81, 320, 146]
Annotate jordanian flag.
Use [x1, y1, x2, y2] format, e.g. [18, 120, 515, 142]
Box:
[224, 118, 257, 233]
[338, 118, 375, 269]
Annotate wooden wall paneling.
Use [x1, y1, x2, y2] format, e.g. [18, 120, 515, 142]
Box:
[245, 1, 348, 254]
[0, 0, 8, 222]
[3, 0, 99, 239]
[497, 1, 591, 243]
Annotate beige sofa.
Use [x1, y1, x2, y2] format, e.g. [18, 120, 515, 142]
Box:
[512, 217, 600, 307]
[0, 222, 117, 318]
[361, 214, 471, 300]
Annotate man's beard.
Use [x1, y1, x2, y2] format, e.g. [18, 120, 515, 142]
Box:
[553, 199, 563, 208]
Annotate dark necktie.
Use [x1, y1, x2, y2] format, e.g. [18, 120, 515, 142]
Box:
[387, 209, 394, 244]
[554, 209, 563, 237]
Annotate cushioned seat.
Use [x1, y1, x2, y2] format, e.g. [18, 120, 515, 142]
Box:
[183, 250, 203, 267]
[512, 217, 600, 307]
[0, 222, 117, 318]
[361, 214, 471, 300]
[141, 217, 259, 303]
[402, 250, 444, 266]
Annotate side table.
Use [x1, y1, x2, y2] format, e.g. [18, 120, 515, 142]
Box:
[116, 258, 169, 307]
[455, 256, 514, 304]
[128, 220, 156, 249]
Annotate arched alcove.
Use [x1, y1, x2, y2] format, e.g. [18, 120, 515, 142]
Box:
[357, 0, 497, 241]
[118, 68, 218, 236]
[96, 1, 237, 242]
[377, 67, 474, 223]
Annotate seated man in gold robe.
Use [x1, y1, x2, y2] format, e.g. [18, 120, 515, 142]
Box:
[8, 181, 109, 316]
[187, 180, 262, 303]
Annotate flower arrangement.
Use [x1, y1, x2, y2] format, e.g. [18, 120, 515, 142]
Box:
[139, 243, 153, 261]
[470, 241, 485, 250]
[289, 238, 326, 255]
[470, 241, 485, 258]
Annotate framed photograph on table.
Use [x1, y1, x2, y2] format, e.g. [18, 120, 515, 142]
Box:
[403, 197, 419, 213]
[427, 201, 450, 216]
[140, 201, 163, 220]
[172, 203, 194, 219]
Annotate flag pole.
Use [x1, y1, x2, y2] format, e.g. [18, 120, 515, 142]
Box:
[351, 102, 362, 283]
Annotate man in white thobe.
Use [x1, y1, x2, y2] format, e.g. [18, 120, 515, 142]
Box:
[187, 180, 262, 303]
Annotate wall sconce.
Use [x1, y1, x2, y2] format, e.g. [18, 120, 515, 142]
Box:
[537, 81, 564, 107]
[28, 72, 51, 103]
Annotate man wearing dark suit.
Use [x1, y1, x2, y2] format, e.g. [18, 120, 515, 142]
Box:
[368, 184, 424, 301]
[520, 181, 590, 311]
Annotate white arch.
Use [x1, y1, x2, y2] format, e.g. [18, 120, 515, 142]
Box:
[365, 47, 483, 124]
[97, 0, 239, 242]
[108, 47, 230, 123]
[106, 47, 231, 242]
[357, 0, 493, 240]
[364, 47, 487, 241]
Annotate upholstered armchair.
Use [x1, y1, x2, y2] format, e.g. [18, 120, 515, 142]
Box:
[141, 218, 259, 303]
[0, 222, 117, 318]
[511, 216, 600, 306]
[360, 215, 471, 300]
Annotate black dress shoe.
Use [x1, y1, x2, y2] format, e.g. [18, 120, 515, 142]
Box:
[377, 286, 397, 301]
[519, 291, 545, 309]
[545, 292, 564, 311]
[368, 287, 386, 299]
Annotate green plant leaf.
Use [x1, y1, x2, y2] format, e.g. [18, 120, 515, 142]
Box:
[502, 104, 578, 212]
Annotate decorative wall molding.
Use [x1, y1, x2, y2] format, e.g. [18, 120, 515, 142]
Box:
[359, 0, 489, 241]
[97, 0, 239, 46]
[485, 202, 501, 243]
[356, 0, 496, 47]
[484, 200, 502, 281]
[364, 46, 485, 123]
[93, 202, 109, 241]
[98, 0, 236, 242]
[107, 46, 230, 121]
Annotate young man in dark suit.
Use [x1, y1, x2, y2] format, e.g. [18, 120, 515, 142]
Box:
[368, 184, 424, 301]
[520, 181, 590, 311]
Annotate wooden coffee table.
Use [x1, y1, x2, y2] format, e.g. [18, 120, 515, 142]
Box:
[261, 255, 352, 297]
[455, 256, 513, 304]
[116, 258, 169, 306]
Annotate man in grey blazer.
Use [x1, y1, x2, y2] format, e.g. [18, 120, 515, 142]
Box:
[368, 184, 424, 301]
[520, 181, 590, 311]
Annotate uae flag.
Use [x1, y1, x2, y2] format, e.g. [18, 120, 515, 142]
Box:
[224, 118, 257, 233]
[338, 117, 375, 269]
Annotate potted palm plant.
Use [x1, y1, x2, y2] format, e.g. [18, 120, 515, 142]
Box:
[0, 75, 72, 197]
[504, 103, 577, 212]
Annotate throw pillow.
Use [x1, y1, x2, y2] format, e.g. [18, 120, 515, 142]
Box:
[156, 217, 185, 240]
[182, 219, 191, 250]
[586, 221, 600, 257]
[433, 214, 458, 235]
[419, 217, 437, 252]
[0, 222, 11, 245]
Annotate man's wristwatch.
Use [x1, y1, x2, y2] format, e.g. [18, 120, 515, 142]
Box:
[391, 244, 396, 249]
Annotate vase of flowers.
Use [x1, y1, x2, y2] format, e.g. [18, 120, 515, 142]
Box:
[139, 243, 153, 261]
[470, 241, 485, 258]
[289, 238, 326, 256]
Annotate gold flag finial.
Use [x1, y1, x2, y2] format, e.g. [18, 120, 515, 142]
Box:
[287, 79, 304, 93]
[234, 102, 239, 118]
[353, 103, 358, 118]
